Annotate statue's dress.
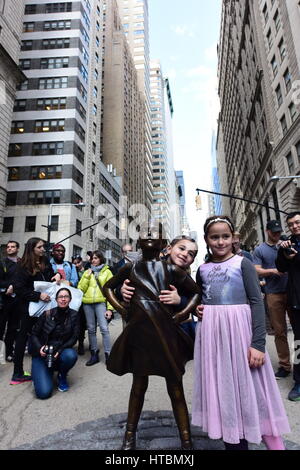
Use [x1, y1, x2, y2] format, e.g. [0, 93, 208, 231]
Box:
[104, 260, 200, 382]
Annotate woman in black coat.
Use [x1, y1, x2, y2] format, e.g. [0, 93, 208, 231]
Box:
[10, 238, 61, 385]
[30, 287, 79, 398]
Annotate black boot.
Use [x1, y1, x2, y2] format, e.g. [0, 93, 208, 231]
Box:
[85, 350, 99, 366]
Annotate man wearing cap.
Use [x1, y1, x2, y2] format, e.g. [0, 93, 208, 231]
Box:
[253, 220, 291, 379]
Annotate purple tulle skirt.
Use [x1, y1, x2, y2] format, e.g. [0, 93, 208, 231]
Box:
[192, 304, 290, 444]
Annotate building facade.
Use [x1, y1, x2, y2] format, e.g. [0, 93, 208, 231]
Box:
[0, 0, 24, 232]
[217, 0, 300, 247]
[2, 0, 122, 260]
[101, 0, 145, 210]
[116, 0, 153, 211]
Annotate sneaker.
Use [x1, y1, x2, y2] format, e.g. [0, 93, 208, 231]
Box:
[57, 373, 69, 392]
[288, 384, 300, 401]
[10, 371, 32, 385]
[275, 367, 291, 379]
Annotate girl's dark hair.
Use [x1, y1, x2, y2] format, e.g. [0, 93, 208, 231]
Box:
[170, 235, 198, 258]
[92, 250, 105, 264]
[56, 287, 72, 300]
[204, 215, 235, 262]
[20, 237, 47, 275]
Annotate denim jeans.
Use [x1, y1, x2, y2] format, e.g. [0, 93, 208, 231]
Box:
[83, 303, 111, 353]
[31, 348, 77, 399]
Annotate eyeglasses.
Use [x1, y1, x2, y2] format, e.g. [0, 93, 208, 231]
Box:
[57, 295, 70, 299]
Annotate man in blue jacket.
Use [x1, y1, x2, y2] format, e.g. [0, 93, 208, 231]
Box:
[50, 244, 78, 287]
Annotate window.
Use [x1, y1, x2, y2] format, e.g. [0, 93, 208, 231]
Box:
[271, 56, 278, 77]
[73, 245, 82, 257]
[266, 29, 273, 50]
[25, 216, 36, 232]
[42, 38, 70, 49]
[35, 119, 65, 132]
[76, 123, 85, 142]
[25, 4, 37, 14]
[8, 167, 20, 181]
[76, 219, 82, 236]
[50, 215, 59, 231]
[39, 77, 68, 89]
[28, 190, 61, 205]
[32, 142, 64, 155]
[284, 68, 292, 93]
[280, 114, 287, 135]
[40, 57, 69, 69]
[8, 143, 22, 157]
[13, 100, 26, 111]
[92, 162, 95, 175]
[274, 10, 280, 32]
[30, 166, 62, 180]
[275, 84, 283, 107]
[286, 152, 294, 173]
[2, 217, 14, 233]
[289, 102, 297, 123]
[75, 145, 85, 164]
[45, 3, 72, 13]
[6, 192, 17, 206]
[11, 121, 24, 134]
[17, 80, 28, 91]
[19, 59, 31, 70]
[23, 23, 35, 33]
[278, 38, 286, 62]
[36, 97, 66, 110]
[73, 168, 84, 187]
[43, 20, 71, 30]
[21, 40, 33, 50]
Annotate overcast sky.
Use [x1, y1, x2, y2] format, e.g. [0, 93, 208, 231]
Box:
[149, 0, 222, 260]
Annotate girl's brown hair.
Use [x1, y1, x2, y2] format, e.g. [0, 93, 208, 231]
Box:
[91, 250, 105, 265]
[20, 237, 47, 275]
[204, 216, 235, 262]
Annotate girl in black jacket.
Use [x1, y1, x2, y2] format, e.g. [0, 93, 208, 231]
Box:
[30, 288, 79, 398]
[10, 238, 61, 385]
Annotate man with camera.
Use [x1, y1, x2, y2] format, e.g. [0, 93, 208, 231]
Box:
[276, 212, 300, 401]
[253, 220, 291, 379]
[29, 288, 79, 399]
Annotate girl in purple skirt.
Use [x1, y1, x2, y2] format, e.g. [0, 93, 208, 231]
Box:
[192, 215, 290, 450]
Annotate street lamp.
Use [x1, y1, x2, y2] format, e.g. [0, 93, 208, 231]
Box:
[44, 202, 86, 249]
[269, 175, 300, 184]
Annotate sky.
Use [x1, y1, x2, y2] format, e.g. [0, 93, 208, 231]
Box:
[149, 0, 222, 262]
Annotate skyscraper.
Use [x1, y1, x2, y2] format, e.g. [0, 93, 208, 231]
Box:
[116, 0, 153, 211]
[3, 0, 122, 259]
[0, 0, 24, 232]
[217, 0, 300, 246]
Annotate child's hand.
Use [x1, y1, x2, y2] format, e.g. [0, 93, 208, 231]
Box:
[248, 347, 265, 368]
[159, 285, 180, 305]
[195, 304, 204, 320]
[121, 279, 135, 302]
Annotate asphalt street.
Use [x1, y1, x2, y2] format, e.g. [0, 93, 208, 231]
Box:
[0, 315, 299, 451]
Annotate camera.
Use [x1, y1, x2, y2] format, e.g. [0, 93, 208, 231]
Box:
[43, 345, 55, 368]
[280, 235, 300, 256]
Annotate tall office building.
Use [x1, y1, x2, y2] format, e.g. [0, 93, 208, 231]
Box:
[150, 60, 173, 239]
[2, 0, 122, 260]
[175, 170, 190, 236]
[0, 0, 24, 232]
[101, 0, 145, 210]
[116, 0, 153, 211]
[217, 0, 300, 247]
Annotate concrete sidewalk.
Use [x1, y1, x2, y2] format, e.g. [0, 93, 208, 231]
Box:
[0, 316, 299, 450]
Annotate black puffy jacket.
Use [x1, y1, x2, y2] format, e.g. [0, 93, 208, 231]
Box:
[30, 307, 79, 357]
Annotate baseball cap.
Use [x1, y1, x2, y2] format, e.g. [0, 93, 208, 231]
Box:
[266, 220, 283, 232]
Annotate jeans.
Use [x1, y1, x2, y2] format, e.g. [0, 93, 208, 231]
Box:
[83, 303, 111, 353]
[31, 348, 77, 399]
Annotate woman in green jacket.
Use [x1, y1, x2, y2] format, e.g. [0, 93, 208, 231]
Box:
[78, 250, 114, 366]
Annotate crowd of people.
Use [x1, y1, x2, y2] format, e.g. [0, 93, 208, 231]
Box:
[0, 211, 300, 451]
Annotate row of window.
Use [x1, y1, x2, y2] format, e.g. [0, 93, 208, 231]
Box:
[14, 97, 67, 112]
[21, 38, 71, 50]
[11, 120, 86, 142]
[23, 20, 72, 32]
[25, 3, 72, 14]
[2, 214, 83, 235]
[8, 142, 85, 164]
[20, 56, 69, 70]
